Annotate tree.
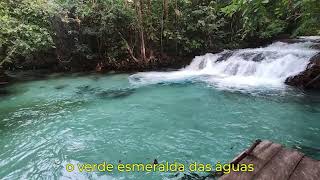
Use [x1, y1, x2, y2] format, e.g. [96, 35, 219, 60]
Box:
[0, 0, 53, 67]
[134, 0, 146, 62]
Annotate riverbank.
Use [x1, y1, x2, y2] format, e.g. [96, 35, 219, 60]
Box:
[1, 36, 320, 90]
[0, 55, 193, 88]
[0, 34, 287, 86]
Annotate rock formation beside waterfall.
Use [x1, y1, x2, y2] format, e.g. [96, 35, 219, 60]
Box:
[285, 53, 320, 89]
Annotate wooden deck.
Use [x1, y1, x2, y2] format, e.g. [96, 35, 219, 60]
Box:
[219, 140, 320, 180]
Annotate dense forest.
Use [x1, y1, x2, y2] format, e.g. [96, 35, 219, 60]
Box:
[0, 0, 319, 74]
[1, 2, 320, 180]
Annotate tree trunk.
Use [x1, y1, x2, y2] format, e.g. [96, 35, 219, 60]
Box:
[164, 0, 169, 20]
[175, 0, 178, 55]
[160, 0, 165, 58]
[134, 0, 147, 62]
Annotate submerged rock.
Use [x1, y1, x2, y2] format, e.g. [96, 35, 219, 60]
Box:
[285, 53, 320, 89]
[96, 88, 135, 99]
[76, 85, 98, 94]
[54, 84, 68, 90]
[75, 85, 135, 99]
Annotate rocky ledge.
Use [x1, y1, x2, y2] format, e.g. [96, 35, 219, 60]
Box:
[285, 52, 320, 89]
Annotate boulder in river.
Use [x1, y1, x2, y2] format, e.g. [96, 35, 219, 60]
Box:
[285, 53, 320, 89]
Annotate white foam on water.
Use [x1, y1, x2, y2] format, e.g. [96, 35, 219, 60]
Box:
[129, 41, 319, 90]
[299, 36, 320, 41]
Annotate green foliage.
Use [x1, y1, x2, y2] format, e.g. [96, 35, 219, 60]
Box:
[222, 0, 288, 39]
[294, 0, 320, 36]
[222, 0, 320, 39]
[75, 1, 136, 60]
[0, 0, 319, 70]
[0, 0, 54, 66]
[174, 1, 229, 54]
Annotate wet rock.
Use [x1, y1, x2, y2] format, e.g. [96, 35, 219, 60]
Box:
[239, 52, 256, 60]
[252, 53, 265, 62]
[54, 84, 68, 90]
[236, 52, 265, 62]
[198, 60, 206, 69]
[279, 38, 306, 44]
[76, 85, 98, 94]
[285, 53, 320, 89]
[215, 51, 265, 63]
[278, 37, 320, 44]
[96, 88, 135, 99]
[75, 85, 135, 99]
[298, 37, 320, 43]
[216, 51, 233, 62]
[310, 44, 320, 50]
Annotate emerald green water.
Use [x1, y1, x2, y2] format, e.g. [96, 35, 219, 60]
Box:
[0, 73, 320, 180]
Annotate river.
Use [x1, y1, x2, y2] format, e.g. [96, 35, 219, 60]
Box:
[0, 40, 320, 179]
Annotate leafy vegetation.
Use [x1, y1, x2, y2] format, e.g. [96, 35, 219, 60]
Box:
[0, 0, 319, 72]
[294, 0, 320, 36]
[0, 0, 54, 66]
[222, 0, 320, 38]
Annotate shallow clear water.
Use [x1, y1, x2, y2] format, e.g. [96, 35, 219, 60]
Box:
[0, 73, 320, 180]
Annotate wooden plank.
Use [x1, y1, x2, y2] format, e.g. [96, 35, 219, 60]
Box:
[289, 157, 320, 180]
[220, 141, 282, 180]
[230, 139, 262, 165]
[228, 140, 272, 165]
[253, 148, 304, 180]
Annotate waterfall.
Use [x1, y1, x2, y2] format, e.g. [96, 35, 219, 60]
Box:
[129, 40, 319, 89]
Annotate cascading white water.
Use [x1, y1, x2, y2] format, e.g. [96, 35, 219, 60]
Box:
[129, 40, 319, 89]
